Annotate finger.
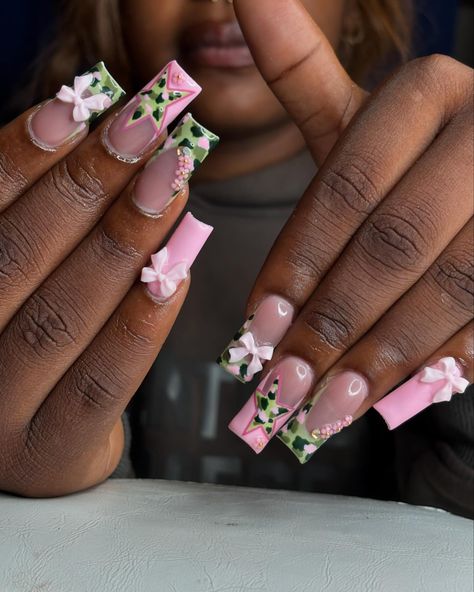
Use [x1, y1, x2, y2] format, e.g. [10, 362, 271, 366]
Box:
[278, 323, 473, 464]
[17, 208, 214, 497]
[0, 62, 125, 213]
[0, 61, 201, 327]
[219, 57, 473, 384]
[0, 116, 217, 424]
[277, 217, 472, 462]
[234, 0, 367, 164]
[229, 215, 473, 455]
[14, 280, 190, 496]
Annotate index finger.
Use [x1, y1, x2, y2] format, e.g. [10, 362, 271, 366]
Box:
[0, 62, 125, 213]
[234, 0, 367, 164]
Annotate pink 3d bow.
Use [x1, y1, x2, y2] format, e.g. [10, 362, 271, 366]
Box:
[420, 357, 469, 403]
[229, 332, 274, 378]
[57, 73, 112, 122]
[141, 248, 188, 299]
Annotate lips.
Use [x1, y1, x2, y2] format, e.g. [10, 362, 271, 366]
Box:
[180, 21, 255, 69]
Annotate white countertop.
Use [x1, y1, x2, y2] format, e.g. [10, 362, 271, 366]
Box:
[0, 479, 472, 592]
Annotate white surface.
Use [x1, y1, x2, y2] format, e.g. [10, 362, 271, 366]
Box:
[0, 479, 472, 592]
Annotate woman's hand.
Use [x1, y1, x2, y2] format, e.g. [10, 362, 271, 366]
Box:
[220, 0, 473, 459]
[0, 61, 215, 495]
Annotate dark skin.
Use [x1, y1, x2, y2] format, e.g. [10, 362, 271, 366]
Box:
[0, 0, 472, 496]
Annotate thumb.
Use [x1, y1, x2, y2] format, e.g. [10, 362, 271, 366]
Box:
[234, 0, 368, 165]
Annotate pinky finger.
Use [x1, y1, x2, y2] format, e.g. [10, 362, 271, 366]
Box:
[373, 323, 473, 430]
[18, 215, 213, 496]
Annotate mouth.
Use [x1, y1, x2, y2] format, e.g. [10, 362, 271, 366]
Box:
[180, 21, 255, 69]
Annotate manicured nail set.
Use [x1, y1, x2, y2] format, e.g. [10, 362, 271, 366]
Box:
[32, 60, 470, 463]
[220, 295, 469, 462]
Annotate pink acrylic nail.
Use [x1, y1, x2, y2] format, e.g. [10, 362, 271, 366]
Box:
[229, 357, 313, 454]
[218, 295, 295, 383]
[374, 357, 469, 430]
[141, 212, 213, 300]
[29, 62, 124, 149]
[133, 114, 219, 215]
[305, 371, 369, 437]
[106, 61, 201, 161]
[277, 371, 369, 464]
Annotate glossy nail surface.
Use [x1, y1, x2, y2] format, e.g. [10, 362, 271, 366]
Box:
[229, 357, 313, 454]
[218, 296, 295, 383]
[107, 61, 201, 161]
[133, 114, 219, 215]
[141, 212, 213, 300]
[30, 62, 124, 149]
[374, 357, 469, 430]
[278, 371, 369, 464]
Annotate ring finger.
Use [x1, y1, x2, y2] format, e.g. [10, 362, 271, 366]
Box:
[228, 213, 472, 455]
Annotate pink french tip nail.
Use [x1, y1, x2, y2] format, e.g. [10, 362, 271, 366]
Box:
[141, 212, 213, 301]
[374, 357, 470, 430]
[29, 62, 124, 150]
[218, 295, 295, 383]
[106, 61, 202, 162]
[277, 371, 369, 464]
[229, 357, 314, 454]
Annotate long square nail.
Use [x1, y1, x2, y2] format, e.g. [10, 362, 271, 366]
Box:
[218, 296, 295, 383]
[374, 357, 469, 430]
[229, 357, 313, 454]
[278, 371, 369, 464]
[29, 62, 125, 149]
[141, 212, 213, 301]
[106, 61, 201, 161]
[133, 114, 219, 215]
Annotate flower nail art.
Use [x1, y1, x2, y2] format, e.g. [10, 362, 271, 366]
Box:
[218, 296, 295, 383]
[141, 248, 188, 299]
[419, 357, 469, 403]
[374, 357, 470, 430]
[228, 332, 274, 379]
[56, 62, 125, 124]
[278, 372, 369, 464]
[141, 213, 213, 301]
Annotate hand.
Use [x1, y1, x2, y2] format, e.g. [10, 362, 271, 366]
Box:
[219, 0, 473, 460]
[0, 61, 215, 495]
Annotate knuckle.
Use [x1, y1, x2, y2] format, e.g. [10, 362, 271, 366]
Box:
[401, 55, 472, 118]
[357, 211, 429, 273]
[47, 157, 108, 214]
[17, 290, 79, 355]
[91, 225, 140, 270]
[0, 216, 37, 288]
[373, 328, 425, 369]
[429, 249, 474, 313]
[318, 158, 381, 217]
[285, 233, 326, 281]
[302, 297, 355, 351]
[0, 151, 28, 197]
[69, 363, 122, 412]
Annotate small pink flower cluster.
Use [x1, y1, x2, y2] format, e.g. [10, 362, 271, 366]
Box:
[313, 415, 353, 440]
[171, 149, 194, 193]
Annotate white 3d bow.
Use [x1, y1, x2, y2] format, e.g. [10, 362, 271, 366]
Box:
[57, 73, 112, 122]
[141, 248, 188, 298]
[420, 357, 469, 403]
[229, 332, 274, 378]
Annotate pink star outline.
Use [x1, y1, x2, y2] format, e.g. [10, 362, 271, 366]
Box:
[122, 62, 198, 137]
[243, 374, 295, 440]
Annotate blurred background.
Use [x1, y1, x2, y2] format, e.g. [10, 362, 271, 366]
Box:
[0, 0, 472, 123]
